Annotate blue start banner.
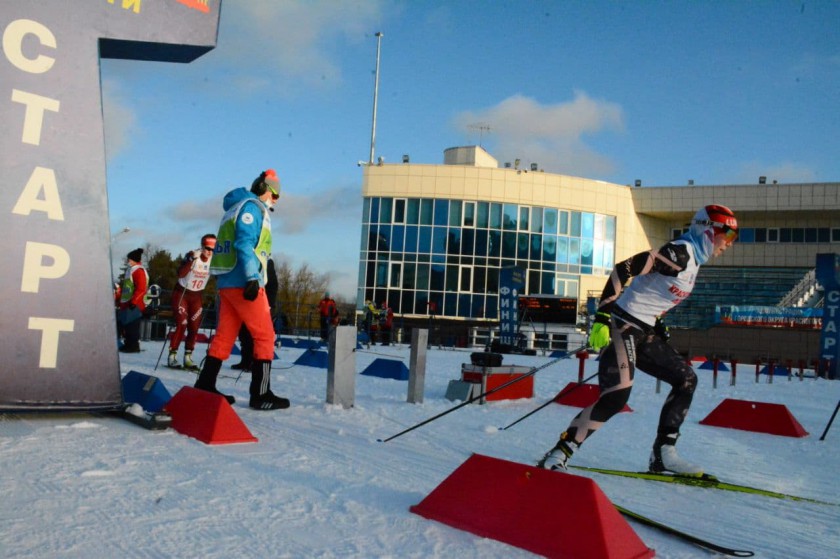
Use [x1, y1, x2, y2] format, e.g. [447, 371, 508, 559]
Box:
[499, 266, 524, 346]
[0, 1, 220, 409]
[815, 253, 840, 380]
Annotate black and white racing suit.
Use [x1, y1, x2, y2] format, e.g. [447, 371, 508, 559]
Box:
[566, 239, 700, 445]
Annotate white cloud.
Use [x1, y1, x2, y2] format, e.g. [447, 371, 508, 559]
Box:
[275, 184, 361, 234]
[214, 0, 387, 95]
[162, 184, 361, 236]
[101, 78, 137, 158]
[453, 92, 624, 177]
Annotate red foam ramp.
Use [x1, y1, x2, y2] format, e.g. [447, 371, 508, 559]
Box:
[554, 382, 632, 412]
[164, 387, 258, 445]
[699, 398, 808, 437]
[410, 453, 653, 559]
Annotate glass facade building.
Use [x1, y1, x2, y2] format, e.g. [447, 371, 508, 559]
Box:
[358, 196, 616, 320]
[355, 146, 840, 332]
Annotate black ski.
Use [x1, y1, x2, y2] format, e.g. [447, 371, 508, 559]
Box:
[614, 503, 754, 557]
[570, 465, 835, 505]
[112, 404, 172, 430]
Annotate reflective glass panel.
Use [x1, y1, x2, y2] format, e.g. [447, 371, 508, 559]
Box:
[477, 202, 489, 228]
[558, 211, 569, 235]
[475, 229, 488, 256]
[362, 197, 371, 223]
[418, 226, 432, 253]
[404, 225, 418, 253]
[394, 199, 406, 224]
[420, 199, 433, 225]
[447, 227, 462, 254]
[406, 199, 420, 224]
[449, 200, 462, 226]
[489, 203, 502, 229]
[430, 264, 445, 290]
[488, 230, 501, 257]
[519, 206, 530, 231]
[531, 206, 543, 233]
[544, 208, 557, 234]
[461, 228, 475, 255]
[380, 198, 393, 224]
[432, 226, 447, 254]
[503, 204, 518, 230]
[434, 199, 449, 226]
[517, 233, 529, 259]
[581, 212, 594, 238]
[391, 225, 405, 253]
[570, 212, 582, 237]
[502, 231, 517, 258]
[543, 235, 556, 261]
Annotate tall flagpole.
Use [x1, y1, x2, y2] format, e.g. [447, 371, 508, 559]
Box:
[369, 32, 383, 164]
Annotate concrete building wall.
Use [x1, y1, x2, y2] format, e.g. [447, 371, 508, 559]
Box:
[631, 182, 840, 267]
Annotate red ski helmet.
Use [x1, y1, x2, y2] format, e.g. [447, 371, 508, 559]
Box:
[694, 204, 738, 241]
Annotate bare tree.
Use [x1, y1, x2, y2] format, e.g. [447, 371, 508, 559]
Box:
[275, 261, 329, 332]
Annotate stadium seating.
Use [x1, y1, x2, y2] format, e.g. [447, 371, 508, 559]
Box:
[667, 266, 811, 329]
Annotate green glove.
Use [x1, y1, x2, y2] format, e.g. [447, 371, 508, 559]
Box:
[589, 312, 611, 350]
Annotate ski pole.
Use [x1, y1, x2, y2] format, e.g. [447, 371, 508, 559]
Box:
[819, 398, 840, 441]
[500, 369, 600, 431]
[378, 345, 587, 443]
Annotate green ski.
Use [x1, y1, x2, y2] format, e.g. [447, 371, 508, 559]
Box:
[571, 465, 836, 505]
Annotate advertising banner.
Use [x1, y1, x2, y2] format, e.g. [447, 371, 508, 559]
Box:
[0, 0, 220, 409]
[499, 266, 524, 346]
[715, 305, 822, 329]
[815, 254, 839, 379]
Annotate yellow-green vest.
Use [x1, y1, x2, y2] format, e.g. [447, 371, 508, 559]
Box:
[210, 199, 272, 283]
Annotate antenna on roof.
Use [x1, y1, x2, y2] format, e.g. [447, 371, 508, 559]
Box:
[467, 123, 492, 147]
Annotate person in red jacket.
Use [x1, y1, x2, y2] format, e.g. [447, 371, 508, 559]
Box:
[167, 234, 216, 370]
[318, 291, 338, 341]
[118, 248, 149, 353]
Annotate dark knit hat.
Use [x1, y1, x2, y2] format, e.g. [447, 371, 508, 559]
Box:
[127, 248, 144, 262]
[251, 169, 280, 197]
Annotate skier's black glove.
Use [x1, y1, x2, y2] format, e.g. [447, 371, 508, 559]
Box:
[654, 317, 670, 342]
[243, 280, 260, 301]
[128, 303, 136, 310]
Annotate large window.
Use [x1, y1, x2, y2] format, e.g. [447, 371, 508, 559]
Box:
[463, 201, 476, 228]
[359, 196, 617, 318]
[734, 227, 840, 244]
[394, 199, 406, 224]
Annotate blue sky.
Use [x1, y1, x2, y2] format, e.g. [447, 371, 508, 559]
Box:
[101, 0, 840, 299]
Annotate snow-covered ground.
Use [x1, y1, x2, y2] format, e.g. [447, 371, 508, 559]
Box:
[2, 335, 838, 558]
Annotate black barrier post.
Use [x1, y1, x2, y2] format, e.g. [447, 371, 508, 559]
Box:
[378, 345, 587, 443]
[819, 399, 840, 441]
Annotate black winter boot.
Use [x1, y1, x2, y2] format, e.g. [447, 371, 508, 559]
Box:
[249, 360, 290, 410]
[194, 356, 235, 404]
